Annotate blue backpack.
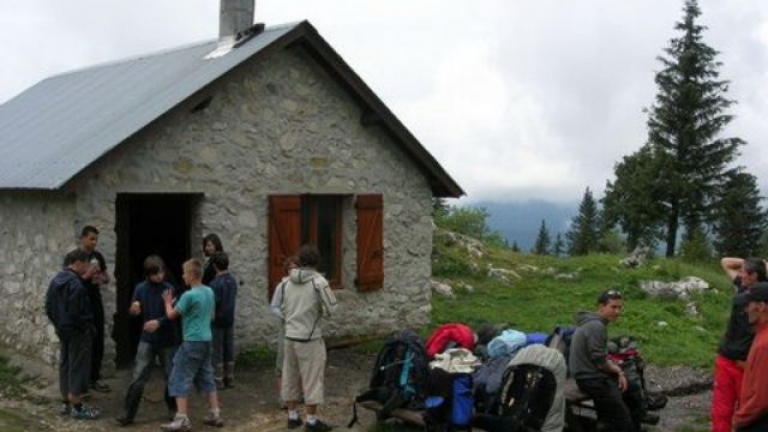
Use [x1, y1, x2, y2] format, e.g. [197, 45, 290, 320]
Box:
[424, 369, 474, 432]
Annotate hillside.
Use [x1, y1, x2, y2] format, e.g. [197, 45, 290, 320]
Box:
[429, 228, 733, 369]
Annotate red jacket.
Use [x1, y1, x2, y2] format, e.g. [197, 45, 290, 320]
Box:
[426, 323, 475, 358]
[734, 321, 768, 428]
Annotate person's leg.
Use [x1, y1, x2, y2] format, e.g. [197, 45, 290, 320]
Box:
[577, 377, 633, 432]
[160, 346, 179, 415]
[282, 340, 303, 428]
[191, 341, 223, 427]
[69, 332, 99, 420]
[622, 385, 646, 431]
[90, 294, 107, 390]
[58, 336, 71, 413]
[276, 326, 286, 406]
[163, 345, 193, 431]
[711, 355, 742, 432]
[119, 342, 155, 423]
[297, 339, 330, 430]
[211, 326, 224, 389]
[223, 326, 235, 387]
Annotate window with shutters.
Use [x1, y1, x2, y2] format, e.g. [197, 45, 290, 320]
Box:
[268, 193, 384, 297]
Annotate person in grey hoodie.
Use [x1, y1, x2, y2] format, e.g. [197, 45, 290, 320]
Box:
[569, 290, 644, 432]
[275, 245, 338, 432]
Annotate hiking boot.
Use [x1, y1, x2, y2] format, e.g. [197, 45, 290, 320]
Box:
[305, 419, 333, 432]
[58, 403, 71, 416]
[161, 415, 192, 432]
[70, 405, 101, 420]
[90, 380, 111, 392]
[115, 414, 133, 426]
[287, 417, 303, 429]
[203, 412, 224, 427]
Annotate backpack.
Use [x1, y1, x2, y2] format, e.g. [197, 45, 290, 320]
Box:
[473, 353, 513, 414]
[424, 368, 474, 432]
[607, 335, 667, 413]
[348, 330, 430, 426]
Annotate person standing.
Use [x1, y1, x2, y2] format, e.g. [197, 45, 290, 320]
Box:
[209, 251, 238, 390]
[201, 233, 224, 286]
[79, 225, 111, 392]
[279, 245, 338, 431]
[713, 257, 767, 432]
[570, 290, 644, 432]
[734, 282, 768, 431]
[45, 249, 100, 420]
[116, 255, 179, 426]
[161, 258, 223, 432]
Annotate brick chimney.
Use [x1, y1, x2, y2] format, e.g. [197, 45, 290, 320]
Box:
[219, 0, 255, 42]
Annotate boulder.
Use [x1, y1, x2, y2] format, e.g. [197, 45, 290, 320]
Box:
[640, 276, 710, 300]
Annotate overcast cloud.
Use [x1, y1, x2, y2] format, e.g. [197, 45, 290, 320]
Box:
[1, 0, 767, 203]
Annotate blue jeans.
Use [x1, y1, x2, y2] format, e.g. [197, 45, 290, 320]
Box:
[168, 341, 216, 397]
[121, 342, 177, 420]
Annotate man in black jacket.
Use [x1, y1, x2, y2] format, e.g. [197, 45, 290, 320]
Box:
[45, 249, 101, 420]
[570, 290, 643, 432]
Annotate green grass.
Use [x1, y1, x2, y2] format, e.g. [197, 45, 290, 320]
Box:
[0, 409, 32, 432]
[0, 356, 29, 398]
[430, 238, 733, 369]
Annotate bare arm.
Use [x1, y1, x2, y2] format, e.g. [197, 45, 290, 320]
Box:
[162, 289, 180, 320]
[721, 257, 744, 281]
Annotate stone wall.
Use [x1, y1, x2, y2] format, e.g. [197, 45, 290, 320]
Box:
[0, 192, 78, 365]
[60, 43, 434, 369]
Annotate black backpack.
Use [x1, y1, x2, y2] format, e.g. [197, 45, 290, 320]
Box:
[474, 364, 557, 432]
[349, 330, 430, 426]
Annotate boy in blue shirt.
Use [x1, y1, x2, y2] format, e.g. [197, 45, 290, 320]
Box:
[116, 255, 178, 426]
[161, 258, 223, 432]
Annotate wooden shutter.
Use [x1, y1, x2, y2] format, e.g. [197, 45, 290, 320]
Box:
[268, 195, 301, 300]
[356, 194, 384, 292]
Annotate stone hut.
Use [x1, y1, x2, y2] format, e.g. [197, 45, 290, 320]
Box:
[0, 1, 463, 372]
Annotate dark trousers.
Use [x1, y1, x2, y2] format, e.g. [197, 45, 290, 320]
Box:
[122, 342, 177, 420]
[576, 377, 644, 432]
[737, 414, 768, 432]
[59, 331, 92, 398]
[90, 292, 105, 383]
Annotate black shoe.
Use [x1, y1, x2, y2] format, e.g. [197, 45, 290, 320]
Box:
[305, 419, 333, 432]
[287, 418, 303, 429]
[115, 415, 133, 426]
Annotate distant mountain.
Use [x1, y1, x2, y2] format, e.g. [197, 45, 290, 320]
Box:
[469, 200, 578, 251]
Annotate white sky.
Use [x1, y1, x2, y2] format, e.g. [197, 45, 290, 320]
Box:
[1, 0, 767, 203]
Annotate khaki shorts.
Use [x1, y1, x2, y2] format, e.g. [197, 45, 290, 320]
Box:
[281, 338, 326, 405]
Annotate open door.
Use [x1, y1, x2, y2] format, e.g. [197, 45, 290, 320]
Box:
[114, 193, 198, 367]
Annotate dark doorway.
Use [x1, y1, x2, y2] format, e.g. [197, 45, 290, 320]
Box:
[114, 193, 199, 367]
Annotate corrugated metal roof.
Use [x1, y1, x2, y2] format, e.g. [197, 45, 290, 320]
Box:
[0, 23, 298, 190]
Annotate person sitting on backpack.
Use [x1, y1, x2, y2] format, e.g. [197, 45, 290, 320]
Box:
[569, 290, 644, 432]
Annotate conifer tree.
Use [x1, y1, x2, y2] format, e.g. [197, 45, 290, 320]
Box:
[553, 233, 564, 257]
[645, 0, 744, 256]
[511, 241, 520, 253]
[566, 187, 600, 255]
[533, 219, 551, 255]
[712, 171, 768, 257]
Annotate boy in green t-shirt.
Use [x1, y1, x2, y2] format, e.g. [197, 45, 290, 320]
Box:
[161, 259, 223, 432]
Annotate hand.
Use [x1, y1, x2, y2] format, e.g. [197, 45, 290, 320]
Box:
[129, 301, 141, 315]
[162, 289, 175, 304]
[617, 372, 628, 391]
[143, 319, 160, 333]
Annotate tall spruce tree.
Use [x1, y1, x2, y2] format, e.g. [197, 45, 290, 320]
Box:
[712, 171, 768, 257]
[567, 187, 600, 255]
[646, 0, 744, 256]
[533, 219, 551, 255]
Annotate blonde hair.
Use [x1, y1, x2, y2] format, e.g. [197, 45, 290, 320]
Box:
[183, 258, 203, 279]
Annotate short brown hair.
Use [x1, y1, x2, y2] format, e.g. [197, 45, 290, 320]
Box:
[143, 255, 165, 277]
[597, 289, 623, 306]
[298, 245, 320, 268]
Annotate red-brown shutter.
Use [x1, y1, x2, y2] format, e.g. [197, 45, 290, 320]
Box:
[356, 194, 384, 292]
[268, 195, 301, 300]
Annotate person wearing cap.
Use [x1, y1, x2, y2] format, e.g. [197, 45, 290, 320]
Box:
[733, 282, 768, 431]
[569, 290, 644, 432]
[713, 258, 768, 432]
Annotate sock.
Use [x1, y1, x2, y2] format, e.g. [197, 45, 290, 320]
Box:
[211, 407, 221, 417]
[307, 414, 317, 425]
[288, 410, 299, 420]
[176, 413, 189, 420]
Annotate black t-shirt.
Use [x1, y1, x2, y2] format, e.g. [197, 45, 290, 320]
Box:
[718, 277, 755, 361]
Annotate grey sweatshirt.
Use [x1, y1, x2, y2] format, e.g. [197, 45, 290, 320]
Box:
[281, 268, 338, 341]
[569, 311, 610, 380]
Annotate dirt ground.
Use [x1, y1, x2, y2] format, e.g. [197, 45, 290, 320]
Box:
[1, 348, 712, 432]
